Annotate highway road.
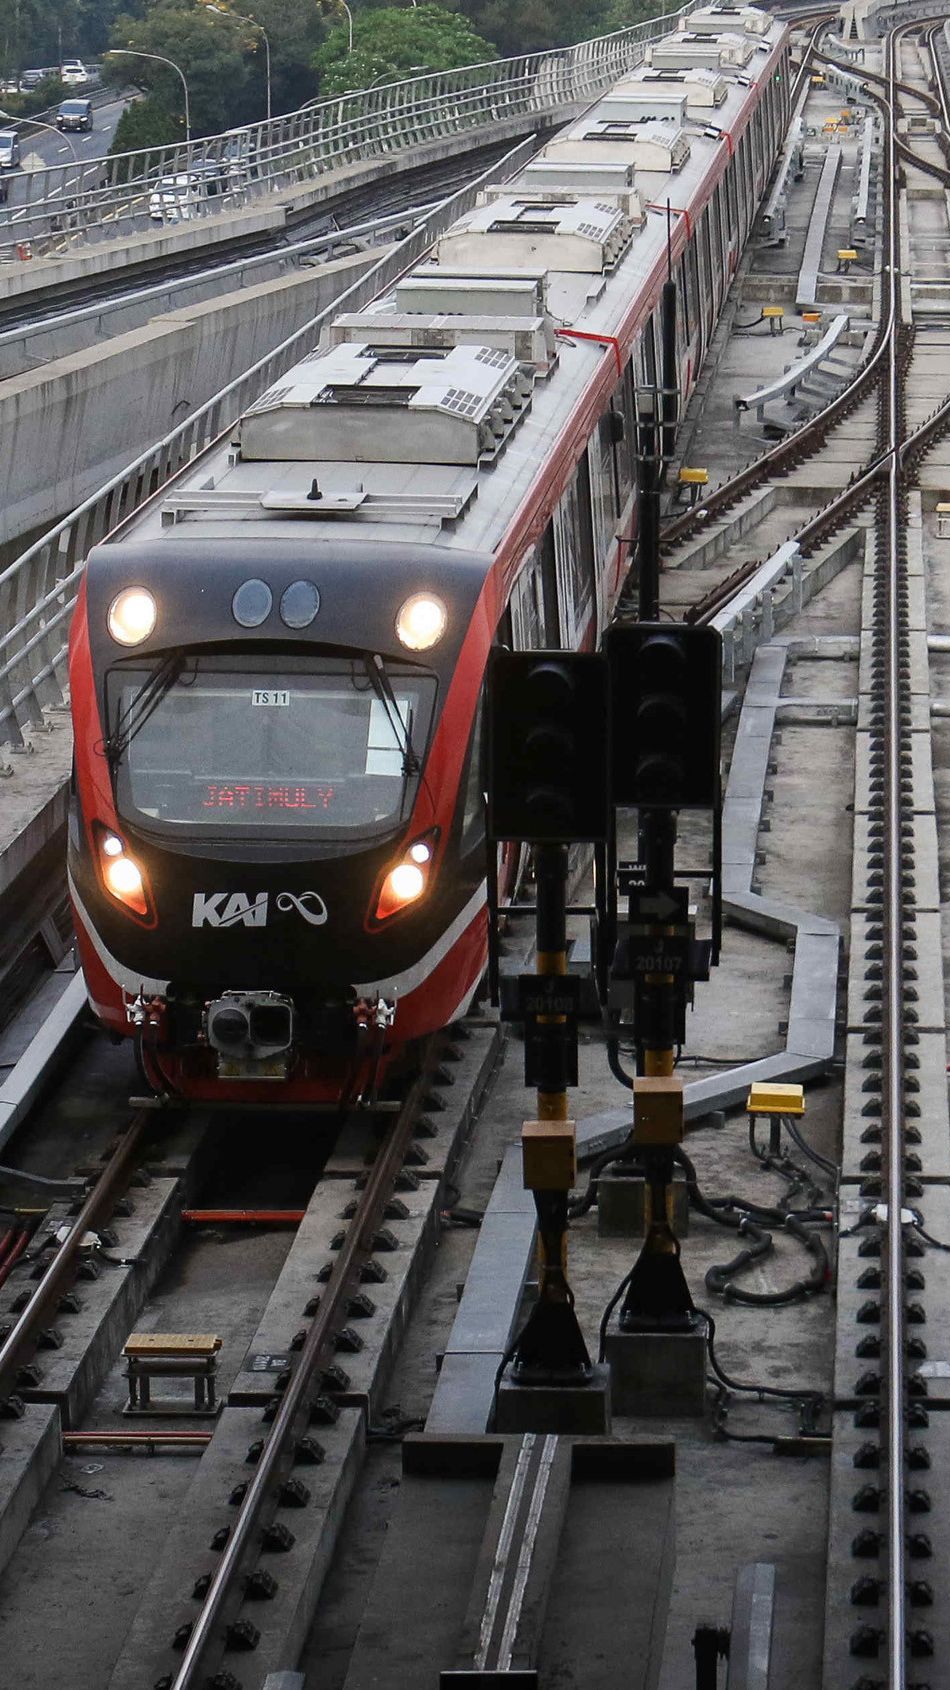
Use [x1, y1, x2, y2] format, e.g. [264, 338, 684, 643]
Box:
[0, 93, 131, 225]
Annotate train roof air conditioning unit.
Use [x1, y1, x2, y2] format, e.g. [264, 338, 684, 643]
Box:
[682, 6, 771, 35]
[328, 311, 559, 378]
[621, 66, 729, 108]
[437, 196, 636, 275]
[395, 271, 549, 319]
[649, 32, 754, 69]
[545, 117, 690, 173]
[239, 341, 534, 466]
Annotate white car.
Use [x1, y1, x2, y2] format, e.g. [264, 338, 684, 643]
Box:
[61, 61, 89, 87]
[148, 173, 206, 222]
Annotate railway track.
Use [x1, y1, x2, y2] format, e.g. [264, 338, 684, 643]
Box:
[663, 25, 950, 632]
[0, 997, 504, 1687]
[646, 13, 950, 1678]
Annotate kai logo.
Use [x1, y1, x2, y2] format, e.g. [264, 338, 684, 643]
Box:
[192, 891, 328, 929]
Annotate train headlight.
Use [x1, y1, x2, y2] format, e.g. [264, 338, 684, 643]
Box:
[395, 593, 446, 652]
[108, 587, 156, 646]
[373, 833, 437, 922]
[96, 826, 151, 919]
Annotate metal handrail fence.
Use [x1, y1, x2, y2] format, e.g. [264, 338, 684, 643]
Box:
[0, 8, 688, 259]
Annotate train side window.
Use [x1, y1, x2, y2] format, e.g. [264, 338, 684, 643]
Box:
[509, 560, 545, 649]
[460, 688, 485, 857]
[553, 464, 596, 648]
[538, 523, 561, 644]
[710, 181, 725, 278]
[590, 412, 618, 563]
[614, 369, 636, 509]
[697, 211, 713, 332]
[640, 313, 658, 388]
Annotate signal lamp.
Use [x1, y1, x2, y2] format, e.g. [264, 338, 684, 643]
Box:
[96, 826, 151, 918]
[108, 588, 156, 646]
[396, 593, 446, 652]
[486, 651, 608, 844]
[606, 623, 721, 811]
[373, 834, 437, 922]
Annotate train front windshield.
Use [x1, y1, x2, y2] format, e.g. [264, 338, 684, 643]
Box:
[108, 653, 435, 837]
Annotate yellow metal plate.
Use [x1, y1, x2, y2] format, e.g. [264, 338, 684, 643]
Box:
[124, 1333, 222, 1356]
[747, 1082, 805, 1116]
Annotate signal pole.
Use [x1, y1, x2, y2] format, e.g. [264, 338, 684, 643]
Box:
[487, 653, 610, 1430]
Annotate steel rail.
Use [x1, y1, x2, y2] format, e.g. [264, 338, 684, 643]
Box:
[168, 1046, 439, 1688]
[0, 1109, 151, 1405]
[881, 27, 906, 1684]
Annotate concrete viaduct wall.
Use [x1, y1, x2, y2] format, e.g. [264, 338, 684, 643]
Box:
[0, 249, 385, 552]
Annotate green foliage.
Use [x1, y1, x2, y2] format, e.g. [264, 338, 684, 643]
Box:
[228, 0, 325, 116]
[108, 91, 180, 163]
[459, 0, 669, 57]
[601, 0, 677, 34]
[313, 3, 494, 96]
[107, 1, 250, 134]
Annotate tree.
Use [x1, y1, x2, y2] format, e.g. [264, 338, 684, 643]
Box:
[313, 3, 494, 97]
[459, 0, 609, 57]
[602, 0, 676, 34]
[108, 92, 179, 166]
[106, 2, 250, 136]
[0, 0, 79, 72]
[219, 0, 324, 117]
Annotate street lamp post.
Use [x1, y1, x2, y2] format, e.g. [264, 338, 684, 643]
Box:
[105, 47, 191, 142]
[201, 3, 271, 124]
[0, 109, 80, 165]
[0, 107, 84, 243]
[340, 1, 354, 53]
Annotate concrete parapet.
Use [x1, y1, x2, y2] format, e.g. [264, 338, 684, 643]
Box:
[0, 248, 386, 550]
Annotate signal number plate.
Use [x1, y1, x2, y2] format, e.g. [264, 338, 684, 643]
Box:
[252, 689, 290, 707]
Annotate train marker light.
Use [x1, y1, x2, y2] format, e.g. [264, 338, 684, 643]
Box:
[396, 593, 446, 652]
[486, 650, 608, 844]
[108, 587, 156, 646]
[96, 827, 150, 917]
[606, 623, 721, 811]
[373, 832, 438, 922]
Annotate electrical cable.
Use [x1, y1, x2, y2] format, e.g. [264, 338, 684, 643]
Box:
[568, 1140, 637, 1218]
[598, 1264, 636, 1365]
[912, 1222, 950, 1252]
[699, 1307, 825, 1407]
[606, 1033, 635, 1090]
[784, 1115, 839, 1179]
[676, 1146, 830, 1304]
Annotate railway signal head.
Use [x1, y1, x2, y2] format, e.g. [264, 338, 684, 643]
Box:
[486, 649, 608, 843]
[606, 622, 721, 810]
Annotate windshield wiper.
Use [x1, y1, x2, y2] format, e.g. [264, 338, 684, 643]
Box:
[362, 653, 420, 778]
[105, 652, 188, 768]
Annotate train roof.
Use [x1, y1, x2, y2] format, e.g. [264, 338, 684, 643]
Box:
[103, 7, 787, 575]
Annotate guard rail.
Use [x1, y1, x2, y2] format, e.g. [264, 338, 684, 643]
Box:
[734, 312, 851, 423]
[0, 11, 690, 260]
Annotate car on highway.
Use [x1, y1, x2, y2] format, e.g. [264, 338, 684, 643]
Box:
[57, 97, 93, 131]
[0, 129, 20, 170]
[61, 60, 90, 87]
[148, 172, 209, 222]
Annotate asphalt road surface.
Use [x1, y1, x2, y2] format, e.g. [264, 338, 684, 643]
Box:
[1, 94, 131, 221]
